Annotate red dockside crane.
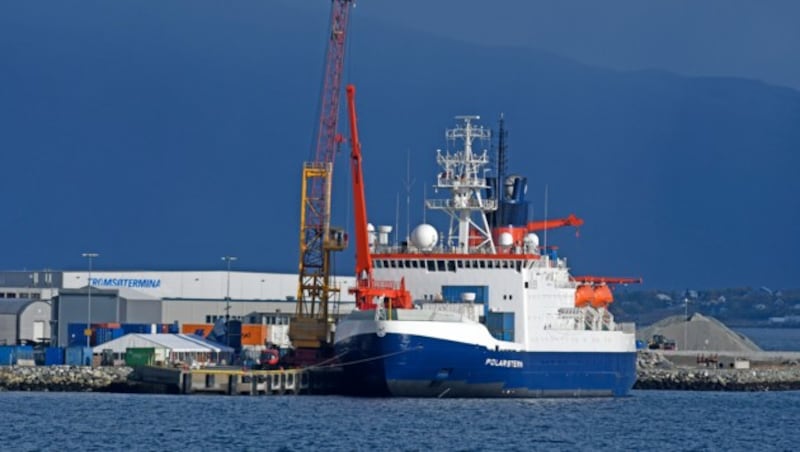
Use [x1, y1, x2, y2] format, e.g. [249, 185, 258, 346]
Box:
[290, 0, 354, 354]
[346, 84, 412, 310]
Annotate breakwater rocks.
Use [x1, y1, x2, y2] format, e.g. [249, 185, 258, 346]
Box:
[0, 366, 133, 392]
[635, 351, 800, 391]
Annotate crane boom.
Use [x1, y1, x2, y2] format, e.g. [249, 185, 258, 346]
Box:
[291, 0, 354, 354]
[527, 213, 584, 232]
[346, 84, 412, 311]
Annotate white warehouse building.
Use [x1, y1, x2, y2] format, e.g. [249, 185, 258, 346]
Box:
[0, 270, 356, 347]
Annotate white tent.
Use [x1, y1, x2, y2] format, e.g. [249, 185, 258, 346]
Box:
[94, 333, 233, 365]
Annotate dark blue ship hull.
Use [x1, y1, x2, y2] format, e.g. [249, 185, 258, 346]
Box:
[335, 332, 637, 398]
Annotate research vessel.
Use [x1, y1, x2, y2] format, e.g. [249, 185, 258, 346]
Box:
[334, 97, 638, 397]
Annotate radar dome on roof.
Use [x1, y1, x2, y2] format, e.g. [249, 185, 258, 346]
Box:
[411, 224, 438, 250]
[524, 233, 540, 248]
[498, 232, 514, 247]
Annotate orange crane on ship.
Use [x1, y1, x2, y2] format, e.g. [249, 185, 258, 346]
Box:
[527, 213, 584, 233]
[346, 84, 412, 310]
[289, 0, 354, 359]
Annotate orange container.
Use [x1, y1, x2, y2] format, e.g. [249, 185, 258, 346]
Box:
[181, 323, 213, 337]
[241, 324, 268, 346]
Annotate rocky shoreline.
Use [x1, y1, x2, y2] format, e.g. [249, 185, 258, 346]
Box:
[0, 366, 134, 392]
[635, 351, 800, 391]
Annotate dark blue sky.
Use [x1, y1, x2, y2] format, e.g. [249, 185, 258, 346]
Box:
[309, 0, 800, 90]
[1, 1, 798, 290]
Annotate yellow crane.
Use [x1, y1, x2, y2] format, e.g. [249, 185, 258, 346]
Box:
[288, 0, 354, 363]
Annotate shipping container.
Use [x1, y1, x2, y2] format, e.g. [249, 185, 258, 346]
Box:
[240, 324, 268, 346]
[181, 323, 213, 337]
[0, 346, 14, 365]
[65, 346, 93, 366]
[269, 324, 291, 348]
[44, 347, 65, 366]
[67, 323, 91, 347]
[125, 347, 155, 367]
[92, 322, 121, 329]
[15, 346, 34, 361]
[94, 328, 115, 346]
[120, 323, 151, 335]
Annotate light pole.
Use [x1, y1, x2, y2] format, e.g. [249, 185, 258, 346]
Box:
[684, 297, 689, 351]
[81, 252, 99, 348]
[221, 256, 237, 348]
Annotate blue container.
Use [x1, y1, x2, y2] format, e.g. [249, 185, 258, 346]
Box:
[121, 323, 151, 335]
[0, 346, 15, 365]
[167, 322, 179, 334]
[68, 323, 90, 347]
[65, 346, 93, 366]
[44, 347, 64, 365]
[112, 328, 125, 339]
[15, 346, 34, 361]
[94, 327, 117, 346]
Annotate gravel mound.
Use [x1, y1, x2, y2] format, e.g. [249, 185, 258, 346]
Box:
[637, 313, 762, 352]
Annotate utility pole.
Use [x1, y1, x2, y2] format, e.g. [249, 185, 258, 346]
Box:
[221, 256, 237, 346]
[81, 253, 99, 351]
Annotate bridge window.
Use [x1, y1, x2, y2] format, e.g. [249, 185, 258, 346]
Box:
[436, 260, 445, 271]
[479, 261, 486, 269]
[457, 260, 463, 268]
[447, 260, 456, 272]
[427, 260, 435, 272]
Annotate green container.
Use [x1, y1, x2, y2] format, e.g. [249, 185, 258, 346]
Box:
[125, 347, 156, 367]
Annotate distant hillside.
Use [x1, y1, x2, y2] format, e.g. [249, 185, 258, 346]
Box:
[0, 1, 798, 289]
[612, 287, 800, 327]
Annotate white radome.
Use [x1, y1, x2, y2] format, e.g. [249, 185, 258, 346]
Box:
[498, 232, 514, 247]
[411, 224, 438, 250]
[525, 233, 540, 248]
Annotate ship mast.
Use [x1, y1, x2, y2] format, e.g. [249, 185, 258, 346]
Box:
[426, 116, 497, 254]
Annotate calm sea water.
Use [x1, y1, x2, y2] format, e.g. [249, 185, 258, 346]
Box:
[733, 327, 800, 351]
[2, 328, 798, 451]
[2, 390, 799, 451]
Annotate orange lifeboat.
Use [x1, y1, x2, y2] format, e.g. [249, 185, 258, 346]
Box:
[591, 284, 614, 308]
[575, 284, 594, 307]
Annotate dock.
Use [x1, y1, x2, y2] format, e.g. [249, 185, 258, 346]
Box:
[131, 366, 342, 395]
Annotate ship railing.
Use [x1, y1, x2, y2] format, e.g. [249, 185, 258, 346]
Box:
[425, 198, 498, 210]
[356, 279, 399, 290]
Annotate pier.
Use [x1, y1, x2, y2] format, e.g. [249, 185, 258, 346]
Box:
[131, 366, 342, 395]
